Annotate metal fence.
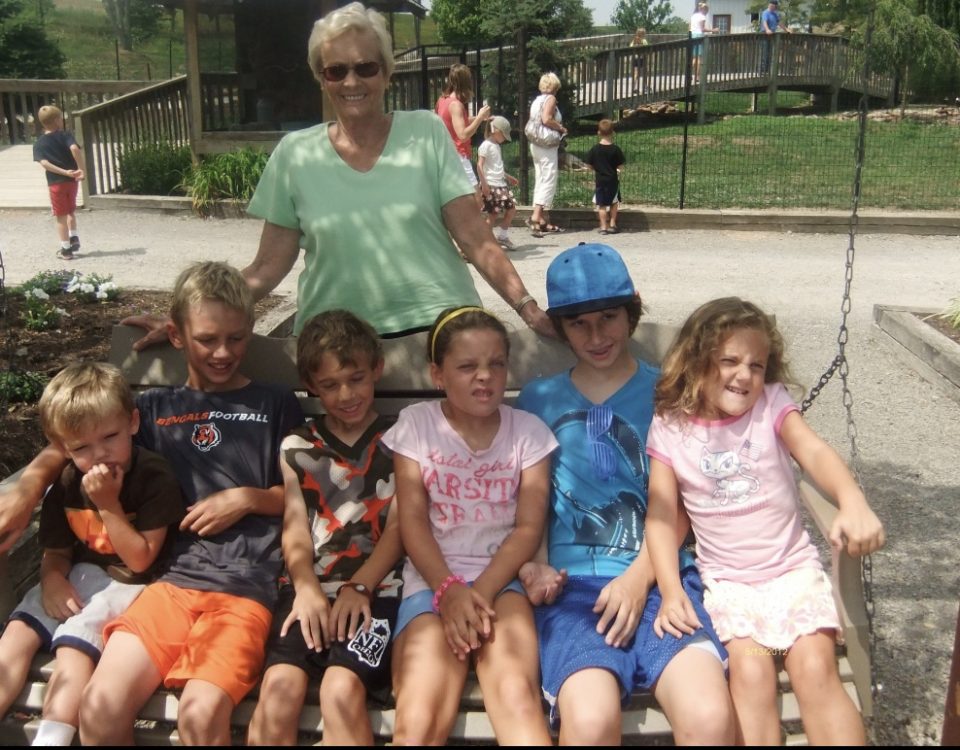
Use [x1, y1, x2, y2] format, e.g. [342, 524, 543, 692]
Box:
[501, 94, 960, 212]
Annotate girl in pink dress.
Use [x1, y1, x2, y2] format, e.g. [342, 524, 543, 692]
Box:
[645, 297, 885, 745]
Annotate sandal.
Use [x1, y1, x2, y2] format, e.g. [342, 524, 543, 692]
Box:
[530, 220, 565, 234]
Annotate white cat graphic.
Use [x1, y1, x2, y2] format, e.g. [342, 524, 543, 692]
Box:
[700, 447, 760, 505]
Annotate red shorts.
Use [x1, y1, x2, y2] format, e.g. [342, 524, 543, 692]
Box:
[104, 582, 272, 705]
[48, 181, 78, 217]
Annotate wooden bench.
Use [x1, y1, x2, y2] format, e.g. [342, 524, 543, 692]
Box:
[0, 322, 872, 745]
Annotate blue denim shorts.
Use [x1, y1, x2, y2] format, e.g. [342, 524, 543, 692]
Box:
[395, 579, 525, 637]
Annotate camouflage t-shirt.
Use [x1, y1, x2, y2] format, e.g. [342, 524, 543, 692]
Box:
[281, 414, 402, 598]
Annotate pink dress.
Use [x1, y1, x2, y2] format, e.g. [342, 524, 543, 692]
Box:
[647, 383, 841, 649]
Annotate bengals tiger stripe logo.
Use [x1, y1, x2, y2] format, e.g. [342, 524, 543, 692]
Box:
[191, 423, 222, 452]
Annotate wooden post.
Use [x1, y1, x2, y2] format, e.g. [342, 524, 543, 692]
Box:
[604, 49, 615, 120]
[74, 112, 94, 201]
[183, 0, 203, 161]
[0, 554, 14, 622]
[767, 33, 780, 116]
[942, 602, 960, 745]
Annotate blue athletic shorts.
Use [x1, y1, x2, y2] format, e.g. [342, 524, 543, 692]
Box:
[535, 567, 727, 725]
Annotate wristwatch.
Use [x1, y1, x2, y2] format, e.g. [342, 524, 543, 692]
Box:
[338, 581, 373, 600]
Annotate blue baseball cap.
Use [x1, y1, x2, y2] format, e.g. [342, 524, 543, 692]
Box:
[546, 243, 636, 316]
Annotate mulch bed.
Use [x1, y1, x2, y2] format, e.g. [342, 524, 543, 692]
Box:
[917, 311, 960, 346]
[0, 289, 281, 478]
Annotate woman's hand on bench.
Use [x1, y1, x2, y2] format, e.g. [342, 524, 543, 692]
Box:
[121, 313, 173, 351]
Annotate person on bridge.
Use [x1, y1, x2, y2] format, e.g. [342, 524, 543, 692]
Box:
[760, 0, 792, 73]
[689, 3, 718, 83]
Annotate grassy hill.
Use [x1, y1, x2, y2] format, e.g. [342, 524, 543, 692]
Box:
[17, 0, 440, 81]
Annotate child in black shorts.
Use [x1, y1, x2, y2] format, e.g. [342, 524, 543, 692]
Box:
[247, 310, 403, 745]
[585, 119, 626, 235]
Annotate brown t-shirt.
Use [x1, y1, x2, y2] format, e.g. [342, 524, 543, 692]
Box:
[38, 446, 184, 584]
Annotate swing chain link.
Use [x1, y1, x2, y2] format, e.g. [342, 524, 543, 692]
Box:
[798, 8, 880, 704]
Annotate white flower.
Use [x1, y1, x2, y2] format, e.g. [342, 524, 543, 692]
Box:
[99, 281, 118, 292]
[80, 283, 95, 294]
[55, 307, 69, 317]
[95, 290, 108, 300]
[28, 288, 50, 300]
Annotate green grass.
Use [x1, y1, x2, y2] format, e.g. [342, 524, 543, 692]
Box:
[20, 0, 437, 81]
[497, 114, 960, 211]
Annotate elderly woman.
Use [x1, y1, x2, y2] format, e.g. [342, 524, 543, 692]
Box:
[527, 72, 567, 236]
[241, 3, 548, 338]
[124, 2, 549, 348]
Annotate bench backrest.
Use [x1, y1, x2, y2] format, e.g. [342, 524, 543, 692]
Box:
[108, 322, 683, 410]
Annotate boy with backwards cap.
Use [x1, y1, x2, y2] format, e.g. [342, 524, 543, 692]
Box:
[516, 243, 735, 745]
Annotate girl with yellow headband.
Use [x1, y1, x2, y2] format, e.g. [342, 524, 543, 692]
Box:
[382, 306, 558, 744]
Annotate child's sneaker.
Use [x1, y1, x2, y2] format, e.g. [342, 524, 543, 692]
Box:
[498, 236, 516, 250]
[69, 236, 81, 253]
[56, 247, 74, 260]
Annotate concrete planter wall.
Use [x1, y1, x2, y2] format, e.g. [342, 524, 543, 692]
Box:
[874, 305, 960, 402]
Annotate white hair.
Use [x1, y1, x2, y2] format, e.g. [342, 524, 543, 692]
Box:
[307, 1, 394, 82]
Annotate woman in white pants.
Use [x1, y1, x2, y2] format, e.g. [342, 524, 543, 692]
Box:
[528, 73, 567, 236]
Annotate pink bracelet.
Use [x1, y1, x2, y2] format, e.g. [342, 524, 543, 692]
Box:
[432, 574, 466, 614]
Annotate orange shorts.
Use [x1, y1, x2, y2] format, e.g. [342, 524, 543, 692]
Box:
[104, 582, 272, 705]
[48, 181, 78, 217]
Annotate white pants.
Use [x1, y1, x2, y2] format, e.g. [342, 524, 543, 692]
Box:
[530, 142, 559, 209]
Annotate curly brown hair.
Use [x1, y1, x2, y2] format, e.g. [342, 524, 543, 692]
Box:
[654, 297, 794, 419]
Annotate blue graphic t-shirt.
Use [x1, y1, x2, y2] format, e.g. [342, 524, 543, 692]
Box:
[517, 360, 694, 577]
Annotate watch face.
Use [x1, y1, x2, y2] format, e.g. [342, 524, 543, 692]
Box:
[353, 583, 368, 593]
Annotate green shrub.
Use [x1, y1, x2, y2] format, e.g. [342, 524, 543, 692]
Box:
[179, 147, 269, 216]
[0, 371, 48, 403]
[119, 142, 192, 196]
[20, 269, 73, 296]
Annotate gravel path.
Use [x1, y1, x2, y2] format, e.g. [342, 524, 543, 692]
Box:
[2, 207, 959, 744]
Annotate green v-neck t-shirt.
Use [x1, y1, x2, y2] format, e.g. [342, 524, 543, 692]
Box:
[247, 110, 481, 335]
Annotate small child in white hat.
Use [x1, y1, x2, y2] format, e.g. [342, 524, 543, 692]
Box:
[477, 115, 520, 250]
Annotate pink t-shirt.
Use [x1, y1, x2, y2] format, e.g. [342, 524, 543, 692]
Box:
[382, 401, 558, 597]
[647, 383, 822, 584]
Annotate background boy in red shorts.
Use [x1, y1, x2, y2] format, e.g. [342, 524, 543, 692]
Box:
[33, 105, 86, 261]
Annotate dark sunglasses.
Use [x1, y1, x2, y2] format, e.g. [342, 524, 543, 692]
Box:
[320, 61, 382, 83]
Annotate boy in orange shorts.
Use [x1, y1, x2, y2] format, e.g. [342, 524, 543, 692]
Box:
[71, 262, 304, 744]
[33, 105, 86, 260]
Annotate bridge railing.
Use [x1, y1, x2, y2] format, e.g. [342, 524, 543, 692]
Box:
[72, 74, 245, 197]
[0, 79, 149, 146]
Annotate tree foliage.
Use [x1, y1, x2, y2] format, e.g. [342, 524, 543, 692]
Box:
[102, 0, 163, 51]
[855, 0, 960, 107]
[0, 0, 65, 77]
[612, 0, 675, 33]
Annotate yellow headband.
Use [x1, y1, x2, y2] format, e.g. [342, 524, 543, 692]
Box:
[430, 306, 490, 363]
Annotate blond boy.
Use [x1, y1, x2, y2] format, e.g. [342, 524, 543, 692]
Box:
[0, 363, 182, 746]
[33, 105, 86, 260]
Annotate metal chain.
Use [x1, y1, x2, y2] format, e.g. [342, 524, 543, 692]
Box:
[0, 243, 9, 417]
[799, 10, 879, 703]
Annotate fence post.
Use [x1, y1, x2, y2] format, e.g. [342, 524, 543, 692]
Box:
[74, 112, 95, 201]
[697, 36, 709, 125]
[767, 34, 780, 115]
[419, 47, 429, 111]
[517, 26, 529, 206]
[605, 49, 616, 120]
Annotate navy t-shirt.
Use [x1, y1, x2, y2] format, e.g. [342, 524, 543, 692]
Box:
[135, 382, 304, 609]
[33, 129, 79, 185]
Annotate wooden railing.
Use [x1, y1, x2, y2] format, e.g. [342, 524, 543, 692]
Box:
[72, 73, 247, 196]
[388, 33, 894, 121]
[0, 79, 149, 146]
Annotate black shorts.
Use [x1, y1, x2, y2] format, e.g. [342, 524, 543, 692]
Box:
[594, 182, 622, 207]
[263, 583, 399, 700]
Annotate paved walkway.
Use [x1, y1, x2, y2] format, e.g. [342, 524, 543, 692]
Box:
[0, 145, 85, 210]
